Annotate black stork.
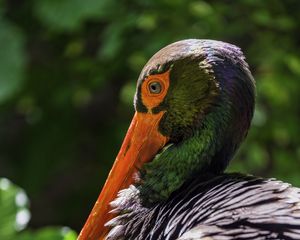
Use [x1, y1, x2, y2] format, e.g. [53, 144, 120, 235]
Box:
[78, 39, 300, 240]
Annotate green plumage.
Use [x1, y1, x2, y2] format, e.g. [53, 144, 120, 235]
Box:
[105, 40, 300, 240]
[135, 40, 255, 205]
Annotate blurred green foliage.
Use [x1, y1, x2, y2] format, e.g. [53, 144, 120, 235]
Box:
[0, 0, 299, 233]
[0, 178, 77, 239]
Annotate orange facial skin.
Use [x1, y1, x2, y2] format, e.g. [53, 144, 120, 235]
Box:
[141, 70, 170, 111]
[78, 70, 170, 240]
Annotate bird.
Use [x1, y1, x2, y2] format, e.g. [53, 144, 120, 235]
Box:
[78, 39, 300, 240]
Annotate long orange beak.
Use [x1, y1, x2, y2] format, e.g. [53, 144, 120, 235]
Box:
[78, 111, 168, 240]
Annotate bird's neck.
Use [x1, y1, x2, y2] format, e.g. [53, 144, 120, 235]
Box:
[138, 105, 235, 206]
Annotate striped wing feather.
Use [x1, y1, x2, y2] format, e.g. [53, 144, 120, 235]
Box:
[106, 174, 300, 240]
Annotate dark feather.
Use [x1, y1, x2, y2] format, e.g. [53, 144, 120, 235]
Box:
[106, 174, 300, 240]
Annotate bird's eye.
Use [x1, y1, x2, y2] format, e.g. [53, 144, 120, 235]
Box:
[148, 81, 162, 94]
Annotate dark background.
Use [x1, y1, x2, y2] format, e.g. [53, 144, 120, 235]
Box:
[0, 0, 299, 236]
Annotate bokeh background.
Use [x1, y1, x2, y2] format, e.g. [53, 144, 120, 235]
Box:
[0, 0, 299, 239]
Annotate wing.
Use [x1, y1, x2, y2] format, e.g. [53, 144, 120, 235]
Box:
[177, 174, 300, 240]
[106, 174, 300, 240]
[178, 223, 300, 240]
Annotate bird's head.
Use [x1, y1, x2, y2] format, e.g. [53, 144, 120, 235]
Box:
[79, 39, 255, 239]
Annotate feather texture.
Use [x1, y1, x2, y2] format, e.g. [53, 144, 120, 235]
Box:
[106, 174, 300, 240]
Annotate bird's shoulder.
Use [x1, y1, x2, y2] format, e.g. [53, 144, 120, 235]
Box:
[173, 173, 300, 240]
[106, 173, 300, 240]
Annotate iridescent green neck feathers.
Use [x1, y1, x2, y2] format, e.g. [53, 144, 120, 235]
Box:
[135, 39, 255, 205]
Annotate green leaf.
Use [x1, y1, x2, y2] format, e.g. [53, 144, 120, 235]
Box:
[0, 18, 25, 103]
[189, 1, 213, 17]
[0, 178, 30, 240]
[0, 178, 78, 240]
[34, 0, 114, 31]
[285, 54, 300, 76]
[17, 227, 77, 240]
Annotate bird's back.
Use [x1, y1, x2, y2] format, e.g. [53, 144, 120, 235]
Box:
[107, 173, 300, 240]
